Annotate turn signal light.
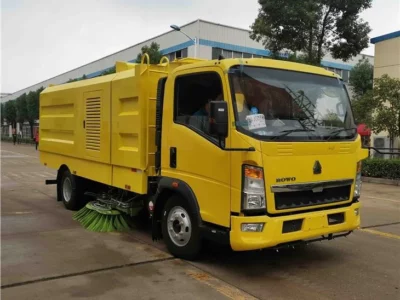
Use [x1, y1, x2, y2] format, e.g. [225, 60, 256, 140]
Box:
[244, 165, 263, 179]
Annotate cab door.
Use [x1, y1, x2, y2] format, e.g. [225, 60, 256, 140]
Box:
[161, 67, 231, 228]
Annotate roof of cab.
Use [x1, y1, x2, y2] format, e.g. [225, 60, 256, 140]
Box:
[171, 57, 339, 79]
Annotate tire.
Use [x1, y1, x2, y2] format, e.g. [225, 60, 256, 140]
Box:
[161, 194, 202, 260]
[59, 169, 82, 211]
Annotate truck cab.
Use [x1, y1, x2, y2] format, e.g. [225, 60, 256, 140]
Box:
[152, 57, 368, 258]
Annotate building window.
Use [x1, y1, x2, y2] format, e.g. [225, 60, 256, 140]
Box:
[212, 48, 222, 59]
[323, 67, 351, 82]
[342, 70, 349, 82]
[222, 49, 233, 58]
[211, 47, 267, 60]
[232, 51, 242, 58]
[334, 69, 342, 77]
[167, 48, 188, 61]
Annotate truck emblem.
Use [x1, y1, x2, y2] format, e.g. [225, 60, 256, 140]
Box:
[276, 177, 296, 183]
[313, 160, 322, 174]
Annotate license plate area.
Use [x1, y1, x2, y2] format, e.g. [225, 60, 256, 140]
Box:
[305, 214, 327, 231]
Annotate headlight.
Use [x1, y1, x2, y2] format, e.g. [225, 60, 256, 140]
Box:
[242, 165, 266, 210]
[354, 161, 362, 198]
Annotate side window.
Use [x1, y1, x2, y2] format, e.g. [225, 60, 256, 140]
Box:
[174, 72, 224, 142]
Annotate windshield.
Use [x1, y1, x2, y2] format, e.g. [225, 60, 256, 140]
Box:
[228, 65, 356, 141]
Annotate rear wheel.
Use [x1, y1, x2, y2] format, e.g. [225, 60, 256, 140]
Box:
[161, 195, 202, 260]
[59, 169, 82, 211]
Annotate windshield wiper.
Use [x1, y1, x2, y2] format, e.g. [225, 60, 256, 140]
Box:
[270, 128, 316, 140]
[326, 127, 357, 141]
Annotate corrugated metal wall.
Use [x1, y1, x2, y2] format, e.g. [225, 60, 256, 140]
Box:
[2, 21, 200, 102]
[3, 19, 371, 103]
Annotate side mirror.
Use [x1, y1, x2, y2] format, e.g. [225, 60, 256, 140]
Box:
[209, 101, 228, 138]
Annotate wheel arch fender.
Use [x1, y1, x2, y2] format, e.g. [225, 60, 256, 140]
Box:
[152, 177, 202, 240]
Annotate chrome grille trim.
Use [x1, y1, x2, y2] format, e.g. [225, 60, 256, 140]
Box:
[271, 179, 354, 193]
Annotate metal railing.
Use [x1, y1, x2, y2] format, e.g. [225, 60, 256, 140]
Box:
[366, 147, 400, 159]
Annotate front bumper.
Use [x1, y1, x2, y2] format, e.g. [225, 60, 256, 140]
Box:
[230, 202, 360, 251]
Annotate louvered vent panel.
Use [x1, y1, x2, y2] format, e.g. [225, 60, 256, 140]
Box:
[86, 97, 101, 151]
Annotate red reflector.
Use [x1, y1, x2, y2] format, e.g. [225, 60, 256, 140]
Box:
[172, 182, 179, 188]
[131, 168, 137, 172]
[125, 185, 131, 190]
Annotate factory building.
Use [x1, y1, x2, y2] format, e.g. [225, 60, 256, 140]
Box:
[2, 19, 375, 139]
[2, 19, 374, 103]
[369, 30, 400, 154]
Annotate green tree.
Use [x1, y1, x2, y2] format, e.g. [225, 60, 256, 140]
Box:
[369, 75, 400, 149]
[16, 93, 28, 124]
[250, 0, 372, 65]
[351, 89, 375, 125]
[27, 87, 43, 137]
[4, 100, 17, 128]
[136, 42, 163, 64]
[100, 66, 116, 76]
[322, 109, 343, 127]
[66, 74, 87, 83]
[1, 102, 5, 125]
[350, 57, 374, 98]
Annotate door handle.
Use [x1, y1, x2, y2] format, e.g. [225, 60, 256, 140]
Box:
[170, 147, 177, 168]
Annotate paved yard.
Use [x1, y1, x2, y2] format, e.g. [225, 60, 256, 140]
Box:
[1, 143, 399, 300]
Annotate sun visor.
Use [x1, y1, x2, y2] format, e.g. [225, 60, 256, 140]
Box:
[235, 93, 245, 112]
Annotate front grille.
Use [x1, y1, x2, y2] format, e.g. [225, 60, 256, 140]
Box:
[274, 185, 351, 210]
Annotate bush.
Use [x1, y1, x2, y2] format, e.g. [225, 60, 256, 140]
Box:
[362, 158, 400, 180]
[1, 136, 35, 144]
[1, 136, 13, 142]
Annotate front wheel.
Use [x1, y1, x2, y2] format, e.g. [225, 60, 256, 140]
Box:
[161, 195, 202, 260]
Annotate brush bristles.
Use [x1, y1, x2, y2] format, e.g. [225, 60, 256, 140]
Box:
[73, 205, 131, 232]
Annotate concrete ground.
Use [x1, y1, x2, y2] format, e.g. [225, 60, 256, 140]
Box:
[1, 142, 399, 300]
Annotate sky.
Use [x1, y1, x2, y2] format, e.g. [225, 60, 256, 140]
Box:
[1, 0, 400, 93]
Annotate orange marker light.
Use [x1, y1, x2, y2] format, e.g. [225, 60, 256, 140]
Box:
[356, 161, 362, 173]
[244, 166, 263, 179]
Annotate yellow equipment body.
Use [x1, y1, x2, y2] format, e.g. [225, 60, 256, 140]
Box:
[39, 55, 369, 259]
[40, 57, 189, 194]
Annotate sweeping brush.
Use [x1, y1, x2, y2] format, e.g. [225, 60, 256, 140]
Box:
[73, 201, 132, 232]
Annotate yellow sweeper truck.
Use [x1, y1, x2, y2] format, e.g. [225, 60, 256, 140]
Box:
[39, 54, 369, 260]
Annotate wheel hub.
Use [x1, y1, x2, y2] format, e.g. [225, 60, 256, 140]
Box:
[63, 177, 72, 203]
[167, 206, 192, 247]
